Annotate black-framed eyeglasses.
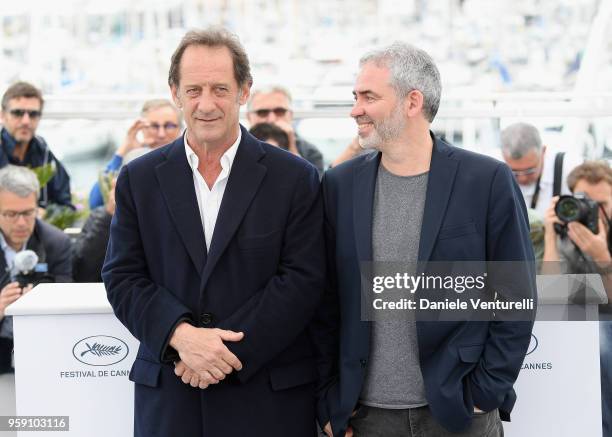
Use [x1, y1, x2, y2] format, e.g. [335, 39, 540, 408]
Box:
[250, 107, 289, 118]
[145, 122, 179, 131]
[511, 167, 539, 177]
[0, 208, 37, 221]
[8, 109, 42, 119]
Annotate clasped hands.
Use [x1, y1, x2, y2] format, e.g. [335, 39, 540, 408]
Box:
[169, 322, 244, 389]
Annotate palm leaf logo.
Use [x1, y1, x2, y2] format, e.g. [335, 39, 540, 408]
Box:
[80, 342, 122, 357]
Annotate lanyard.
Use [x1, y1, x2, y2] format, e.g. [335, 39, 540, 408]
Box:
[530, 173, 543, 210]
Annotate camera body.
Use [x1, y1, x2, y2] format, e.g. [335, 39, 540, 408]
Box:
[15, 270, 55, 288]
[555, 192, 599, 234]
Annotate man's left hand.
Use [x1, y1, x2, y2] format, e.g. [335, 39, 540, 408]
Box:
[174, 360, 219, 389]
[567, 218, 612, 265]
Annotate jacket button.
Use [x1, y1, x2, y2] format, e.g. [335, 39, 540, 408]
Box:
[360, 359, 367, 368]
[200, 313, 213, 326]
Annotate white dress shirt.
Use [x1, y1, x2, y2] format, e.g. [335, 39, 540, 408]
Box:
[184, 130, 241, 252]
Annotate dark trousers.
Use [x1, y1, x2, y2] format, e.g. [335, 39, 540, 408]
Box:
[350, 405, 503, 437]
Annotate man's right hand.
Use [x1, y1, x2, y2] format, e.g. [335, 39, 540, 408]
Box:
[0, 282, 29, 320]
[116, 119, 147, 156]
[169, 322, 244, 381]
[323, 420, 354, 436]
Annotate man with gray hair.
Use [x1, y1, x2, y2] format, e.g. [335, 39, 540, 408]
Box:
[315, 42, 535, 436]
[103, 27, 324, 437]
[501, 122, 581, 216]
[247, 86, 324, 174]
[0, 165, 72, 374]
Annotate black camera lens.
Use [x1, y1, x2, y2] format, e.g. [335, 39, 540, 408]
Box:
[554, 193, 600, 234]
[555, 197, 581, 222]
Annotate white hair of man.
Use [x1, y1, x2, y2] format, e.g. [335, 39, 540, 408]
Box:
[500, 122, 543, 160]
[0, 165, 40, 198]
[247, 86, 292, 111]
[359, 42, 442, 123]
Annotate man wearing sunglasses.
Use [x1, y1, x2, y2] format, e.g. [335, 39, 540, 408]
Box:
[87, 99, 182, 209]
[501, 122, 582, 217]
[247, 86, 324, 175]
[0, 82, 73, 210]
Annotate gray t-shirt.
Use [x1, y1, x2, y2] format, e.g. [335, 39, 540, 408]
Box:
[360, 164, 429, 409]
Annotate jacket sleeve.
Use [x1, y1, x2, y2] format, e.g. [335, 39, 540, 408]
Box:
[89, 155, 124, 209]
[468, 163, 537, 413]
[72, 208, 112, 282]
[311, 172, 340, 429]
[44, 152, 74, 209]
[217, 164, 326, 382]
[101, 167, 192, 363]
[88, 183, 104, 210]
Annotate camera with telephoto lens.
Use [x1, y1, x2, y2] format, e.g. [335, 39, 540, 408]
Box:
[554, 192, 599, 234]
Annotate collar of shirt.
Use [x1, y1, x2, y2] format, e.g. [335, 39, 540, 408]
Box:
[183, 129, 241, 184]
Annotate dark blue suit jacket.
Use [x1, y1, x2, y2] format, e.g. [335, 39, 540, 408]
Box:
[315, 135, 536, 435]
[102, 127, 325, 437]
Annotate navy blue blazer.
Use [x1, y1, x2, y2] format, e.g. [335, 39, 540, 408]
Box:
[315, 135, 536, 435]
[102, 127, 325, 437]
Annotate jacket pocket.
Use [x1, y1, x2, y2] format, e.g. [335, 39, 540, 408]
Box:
[269, 358, 318, 391]
[237, 229, 282, 250]
[129, 358, 161, 387]
[438, 222, 477, 240]
[458, 344, 485, 363]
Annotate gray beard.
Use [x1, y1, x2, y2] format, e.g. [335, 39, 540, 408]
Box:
[357, 106, 406, 150]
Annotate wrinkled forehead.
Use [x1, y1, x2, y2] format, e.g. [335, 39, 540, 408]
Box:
[178, 45, 238, 88]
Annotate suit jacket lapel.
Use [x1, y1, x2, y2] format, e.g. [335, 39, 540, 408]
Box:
[156, 137, 207, 275]
[418, 135, 459, 262]
[353, 152, 381, 262]
[25, 221, 45, 263]
[200, 128, 267, 290]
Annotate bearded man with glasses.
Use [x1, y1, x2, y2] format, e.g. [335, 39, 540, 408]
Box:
[0, 82, 73, 209]
[247, 86, 324, 175]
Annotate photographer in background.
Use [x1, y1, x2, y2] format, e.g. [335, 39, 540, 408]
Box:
[0, 165, 72, 374]
[501, 122, 582, 217]
[542, 160, 612, 437]
[543, 161, 612, 287]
